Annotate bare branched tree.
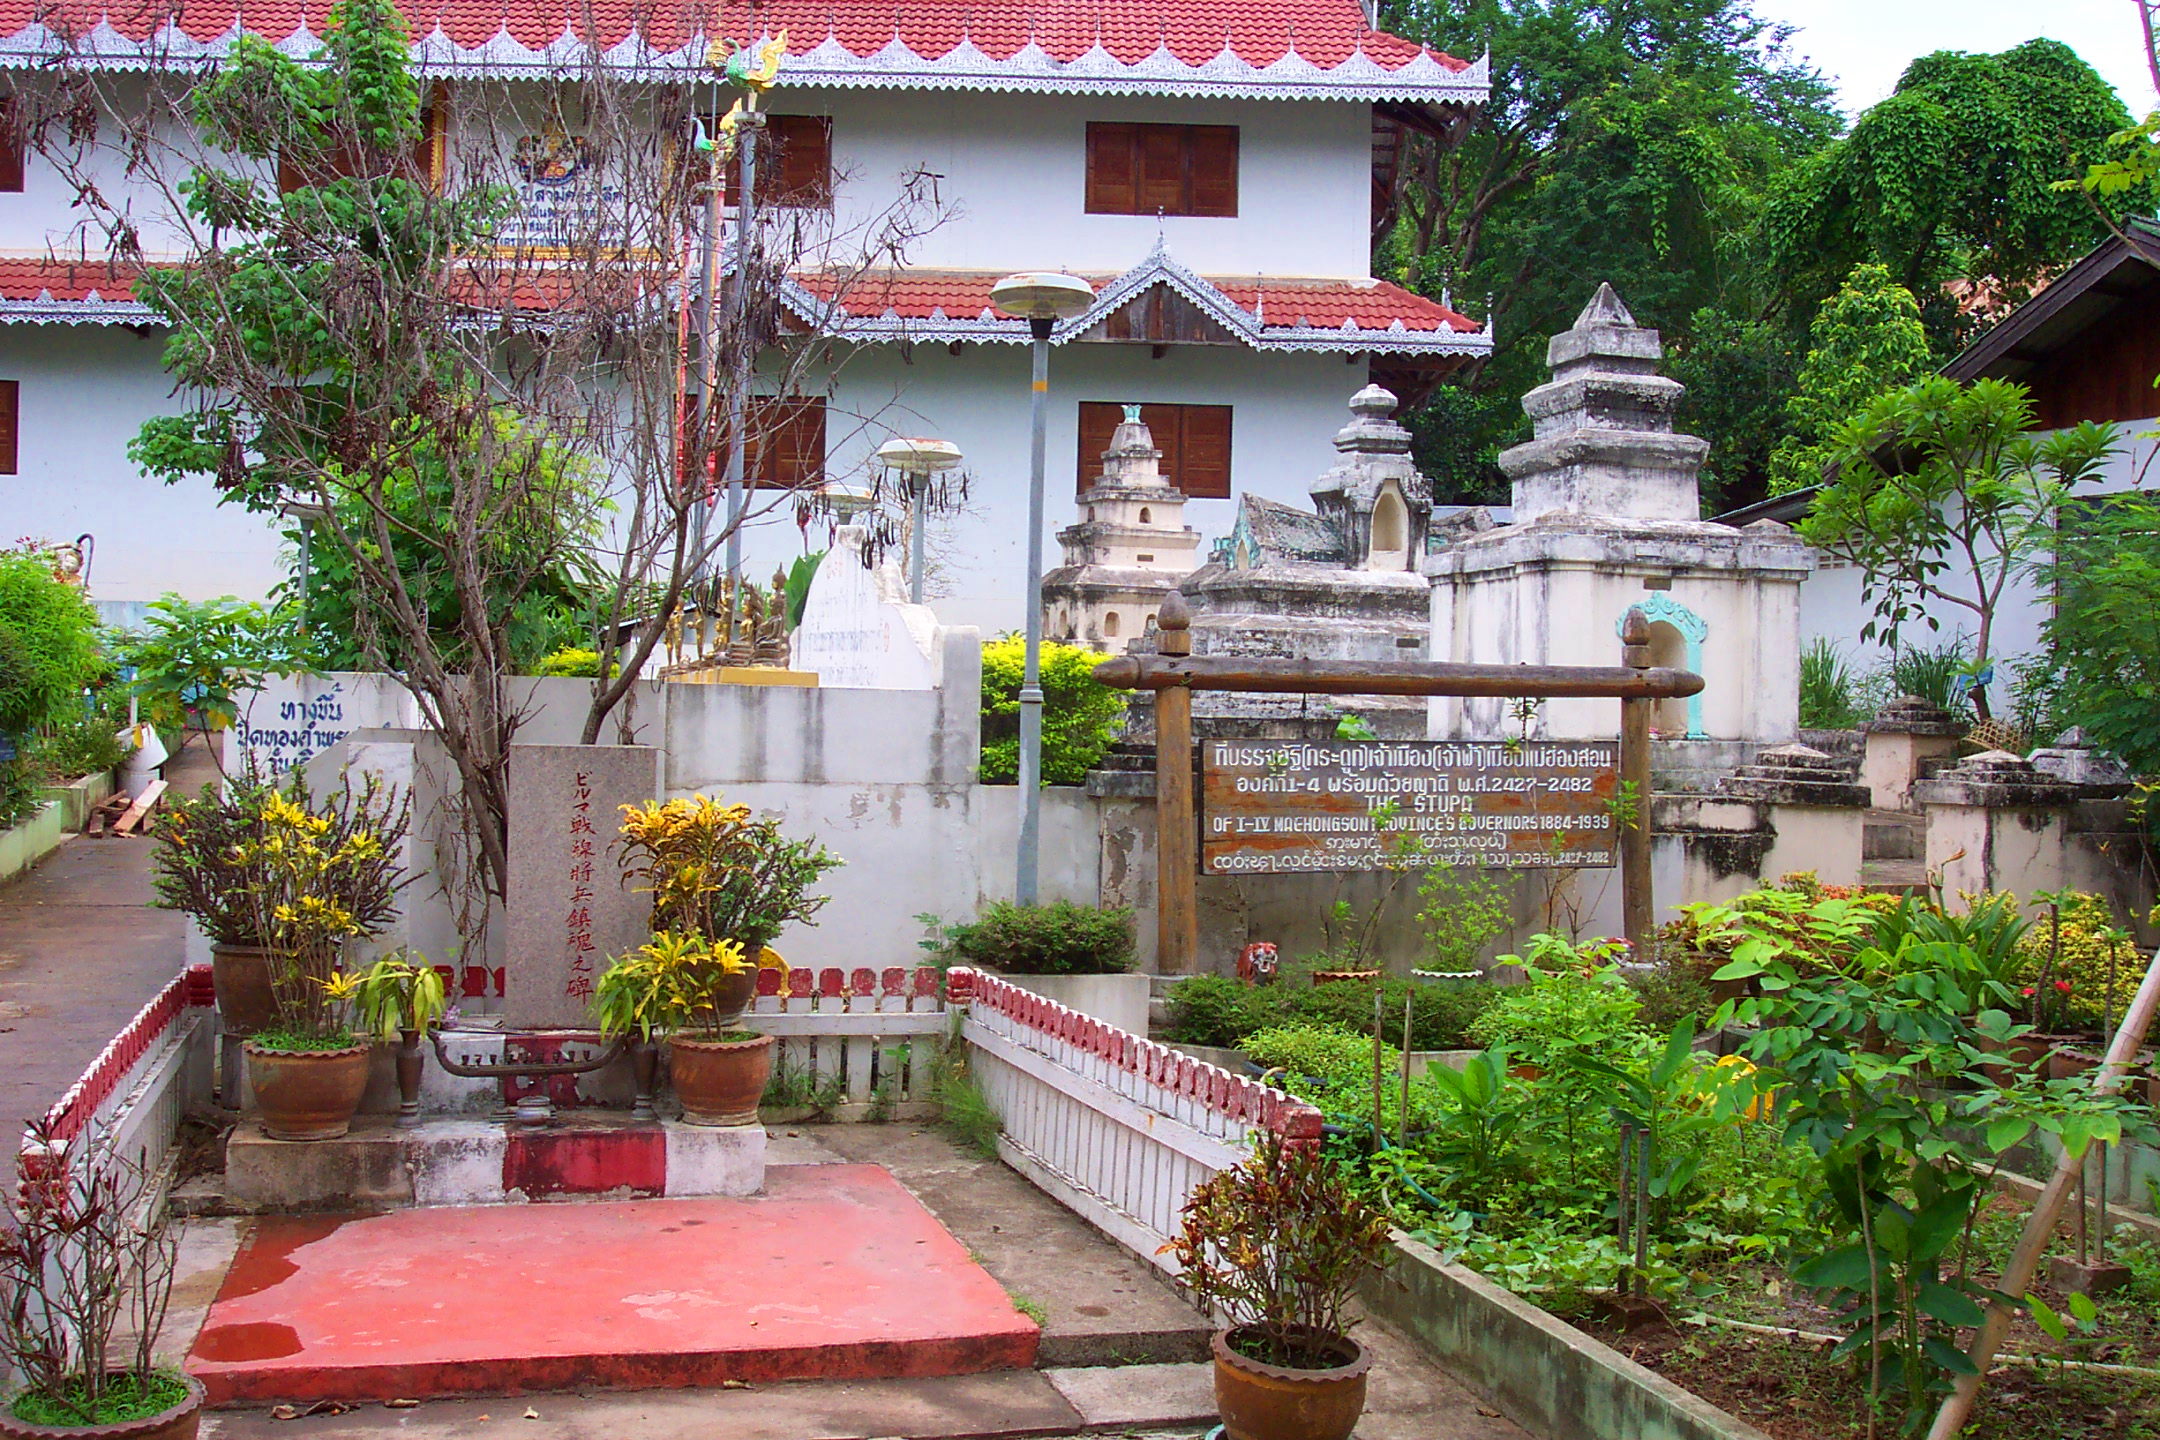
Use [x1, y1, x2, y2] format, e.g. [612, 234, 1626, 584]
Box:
[20, 0, 949, 945]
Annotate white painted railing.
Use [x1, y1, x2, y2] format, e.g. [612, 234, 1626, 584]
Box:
[749, 963, 949, 1113]
[950, 967, 1323, 1273]
[19, 962, 217, 1192]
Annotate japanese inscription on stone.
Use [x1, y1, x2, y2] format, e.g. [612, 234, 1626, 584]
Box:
[504, 745, 657, 1028]
[1201, 740, 1621, 875]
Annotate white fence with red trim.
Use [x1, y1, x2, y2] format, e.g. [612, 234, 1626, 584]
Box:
[748, 963, 949, 1113]
[950, 966, 1322, 1272]
[19, 962, 217, 1190]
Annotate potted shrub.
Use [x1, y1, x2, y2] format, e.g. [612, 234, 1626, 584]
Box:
[605, 796, 839, 1125]
[0, 1124, 204, 1439]
[1163, 1133, 1396, 1440]
[232, 784, 409, 1140]
[937, 901, 1144, 1032]
[350, 950, 449, 1127]
[155, 773, 408, 1045]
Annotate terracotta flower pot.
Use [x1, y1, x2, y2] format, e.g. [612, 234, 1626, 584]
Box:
[669, 1033, 774, 1126]
[244, 1043, 373, 1141]
[1310, 970, 1380, 986]
[209, 944, 282, 1039]
[1211, 1327, 1370, 1440]
[709, 965, 758, 1028]
[0, 1373, 206, 1440]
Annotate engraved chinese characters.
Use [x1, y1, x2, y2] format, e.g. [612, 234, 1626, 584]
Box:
[504, 746, 660, 1027]
[1201, 739, 1620, 875]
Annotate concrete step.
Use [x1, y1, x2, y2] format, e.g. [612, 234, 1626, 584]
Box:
[1858, 858, 1931, 895]
[185, 1168, 1038, 1406]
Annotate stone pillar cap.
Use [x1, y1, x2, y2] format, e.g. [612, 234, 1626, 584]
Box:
[1865, 695, 1965, 736]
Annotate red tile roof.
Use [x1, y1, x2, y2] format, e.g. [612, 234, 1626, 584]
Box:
[0, 256, 140, 304]
[0, 1, 1481, 100]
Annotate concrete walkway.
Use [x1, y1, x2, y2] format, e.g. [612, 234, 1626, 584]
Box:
[0, 734, 218, 1173]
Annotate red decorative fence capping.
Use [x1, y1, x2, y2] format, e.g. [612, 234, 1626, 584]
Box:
[948, 967, 1322, 1141]
[36, 963, 215, 1148]
[754, 964, 945, 1006]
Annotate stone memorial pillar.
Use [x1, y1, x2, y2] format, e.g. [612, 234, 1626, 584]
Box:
[1862, 695, 1965, 812]
[504, 745, 662, 1029]
[1913, 751, 2084, 901]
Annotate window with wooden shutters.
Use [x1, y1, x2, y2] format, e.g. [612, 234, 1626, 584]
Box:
[1076, 402, 1232, 499]
[726, 396, 826, 490]
[0, 380, 20, 474]
[1083, 123, 1236, 217]
[754, 114, 832, 210]
[279, 93, 445, 194]
[0, 97, 24, 194]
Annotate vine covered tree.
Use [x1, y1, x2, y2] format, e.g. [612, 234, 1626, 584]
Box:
[1764, 40, 2151, 346]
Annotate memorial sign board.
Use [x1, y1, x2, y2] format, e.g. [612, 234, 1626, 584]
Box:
[1201, 739, 1620, 875]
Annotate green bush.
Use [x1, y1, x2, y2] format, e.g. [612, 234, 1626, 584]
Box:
[1799, 638, 1864, 729]
[942, 901, 1134, 976]
[0, 549, 101, 736]
[113, 595, 295, 733]
[1161, 974, 1498, 1051]
[28, 711, 129, 785]
[534, 646, 605, 678]
[1242, 1023, 1394, 1090]
[979, 636, 1126, 785]
[0, 548, 105, 828]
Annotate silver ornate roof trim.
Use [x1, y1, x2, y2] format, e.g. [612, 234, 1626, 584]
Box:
[774, 247, 1494, 358]
[0, 293, 160, 325]
[0, 22, 1490, 104]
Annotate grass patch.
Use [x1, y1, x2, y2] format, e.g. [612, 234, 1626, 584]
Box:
[937, 1051, 1001, 1159]
[244, 1029, 362, 1053]
[11, 1372, 191, 1427]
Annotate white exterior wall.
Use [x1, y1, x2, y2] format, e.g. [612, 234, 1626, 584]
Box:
[795, 88, 1372, 277]
[0, 322, 281, 615]
[1798, 420, 2160, 680]
[742, 342, 1366, 630]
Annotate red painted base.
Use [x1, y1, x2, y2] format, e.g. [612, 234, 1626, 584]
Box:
[187, 1165, 1038, 1405]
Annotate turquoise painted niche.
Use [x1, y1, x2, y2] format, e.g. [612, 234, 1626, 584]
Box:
[1617, 595, 1707, 739]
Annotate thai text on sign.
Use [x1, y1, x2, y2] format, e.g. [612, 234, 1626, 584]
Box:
[1201, 740, 1621, 875]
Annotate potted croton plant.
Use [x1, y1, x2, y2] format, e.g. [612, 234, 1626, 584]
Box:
[595, 796, 839, 1125]
[0, 1124, 202, 1439]
[154, 771, 408, 1050]
[1163, 1133, 1396, 1440]
[231, 784, 410, 1140]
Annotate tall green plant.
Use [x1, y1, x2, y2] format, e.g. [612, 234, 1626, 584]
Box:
[2037, 489, 2160, 775]
[1799, 638, 1863, 729]
[1802, 376, 2116, 718]
[0, 546, 103, 825]
[115, 595, 297, 736]
[978, 636, 1126, 785]
[1768, 264, 1932, 497]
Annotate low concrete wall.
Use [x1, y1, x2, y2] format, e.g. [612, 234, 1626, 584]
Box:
[40, 769, 116, 832]
[1363, 1234, 1773, 1440]
[0, 800, 66, 882]
[996, 972, 1152, 1034]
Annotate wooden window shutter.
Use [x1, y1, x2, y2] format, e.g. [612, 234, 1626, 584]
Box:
[1187, 127, 1238, 217]
[0, 98, 22, 194]
[759, 115, 832, 209]
[1075, 403, 1123, 495]
[750, 396, 826, 489]
[406, 89, 447, 190]
[1177, 406, 1232, 498]
[1084, 123, 1138, 214]
[1136, 126, 1187, 215]
[0, 380, 20, 474]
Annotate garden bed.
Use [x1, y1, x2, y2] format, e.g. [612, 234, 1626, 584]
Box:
[0, 799, 65, 882]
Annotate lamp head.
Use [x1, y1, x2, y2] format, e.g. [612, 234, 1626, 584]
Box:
[990, 272, 1095, 323]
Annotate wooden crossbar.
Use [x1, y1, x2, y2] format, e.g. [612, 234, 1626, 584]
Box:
[1092, 655, 1704, 700]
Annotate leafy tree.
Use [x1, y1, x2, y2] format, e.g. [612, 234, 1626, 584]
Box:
[1767, 264, 1932, 496]
[1668, 305, 1802, 508]
[113, 595, 297, 737]
[1376, 0, 1841, 503]
[2037, 492, 2160, 774]
[0, 546, 103, 826]
[1801, 376, 2117, 719]
[1764, 40, 2148, 349]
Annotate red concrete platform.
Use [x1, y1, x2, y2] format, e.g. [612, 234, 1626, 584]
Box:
[186, 1164, 1039, 1405]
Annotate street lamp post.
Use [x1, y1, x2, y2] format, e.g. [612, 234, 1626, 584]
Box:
[990, 271, 1095, 905]
[873, 435, 964, 604]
